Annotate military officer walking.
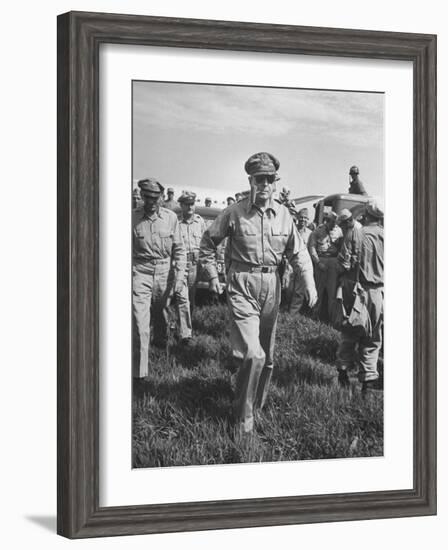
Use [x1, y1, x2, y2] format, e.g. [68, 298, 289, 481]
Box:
[200, 152, 317, 435]
[176, 191, 206, 344]
[133, 179, 186, 379]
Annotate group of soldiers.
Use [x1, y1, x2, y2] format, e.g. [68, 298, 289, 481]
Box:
[133, 153, 384, 437]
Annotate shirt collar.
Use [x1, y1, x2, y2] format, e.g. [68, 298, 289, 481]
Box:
[245, 197, 279, 216]
[143, 206, 163, 221]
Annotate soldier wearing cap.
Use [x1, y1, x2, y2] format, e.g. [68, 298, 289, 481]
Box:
[227, 196, 236, 207]
[132, 187, 143, 209]
[175, 191, 207, 344]
[348, 165, 368, 196]
[204, 197, 212, 208]
[289, 208, 313, 314]
[308, 210, 343, 323]
[163, 187, 177, 210]
[199, 152, 317, 435]
[133, 178, 186, 378]
[336, 202, 384, 394]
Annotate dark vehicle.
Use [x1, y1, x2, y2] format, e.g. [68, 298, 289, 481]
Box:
[313, 193, 374, 225]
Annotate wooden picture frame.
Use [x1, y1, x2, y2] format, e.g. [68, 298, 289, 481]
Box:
[57, 11, 437, 538]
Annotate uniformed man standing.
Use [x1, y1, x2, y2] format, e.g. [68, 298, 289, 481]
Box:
[204, 197, 212, 208]
[308, 211, 343, 323]
[132, 179, 186, 379]
[200, 152, 317, 434]
[176, 191, 206, 344]
[289, 208, 313, 314]
[163, 187, 177, 210]
[348, 165, 368, 195]
[336, 203, 384, 394]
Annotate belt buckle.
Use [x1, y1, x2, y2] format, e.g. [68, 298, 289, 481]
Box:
[261, 267, 269, 273]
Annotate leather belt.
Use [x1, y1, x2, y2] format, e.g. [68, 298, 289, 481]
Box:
[231, 261, 278, 273]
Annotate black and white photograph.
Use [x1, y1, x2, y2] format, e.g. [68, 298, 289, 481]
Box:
[131, 80, 385, 468]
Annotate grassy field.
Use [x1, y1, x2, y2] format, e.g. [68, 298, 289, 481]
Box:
[132, 303, 383, 468]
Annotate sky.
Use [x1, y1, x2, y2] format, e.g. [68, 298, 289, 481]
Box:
[133, 81, 384, 206]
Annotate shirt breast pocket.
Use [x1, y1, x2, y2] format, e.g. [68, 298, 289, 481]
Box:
[235, 221, 257, 238]
[155, 230, 173, 254]
[271, 226, 288, 247]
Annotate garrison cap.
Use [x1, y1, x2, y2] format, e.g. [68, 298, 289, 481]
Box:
[138, 178, 164, 194]
[167, 187, 174, 193]
[337, 208, 353, 224]
[205, 197, 212, 201]
[245, 152, 280, 176]
[297, 208, 309, 217]
[365, 201, 384, 219]
[349, 165, 360, 175]
[178, 191, 197, 204]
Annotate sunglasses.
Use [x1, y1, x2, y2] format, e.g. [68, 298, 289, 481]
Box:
[254, 174, 276, 185]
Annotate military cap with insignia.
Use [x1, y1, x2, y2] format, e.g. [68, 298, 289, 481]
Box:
[178, 191, 197, 204]
[138, 178, 164, 195]
[244, 152, 280, 176]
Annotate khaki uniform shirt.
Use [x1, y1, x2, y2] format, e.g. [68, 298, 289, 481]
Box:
[308, 224, 343, 264]
[178, 214, 206, 258]
[199, 197, 313, 283]
[298, 226, 312, 246]
[359, 224, 384, 285]
[133, 206, 186, 275]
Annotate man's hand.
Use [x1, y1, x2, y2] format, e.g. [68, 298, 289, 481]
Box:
[209, 277, 223, 294]
[306, 285, 318, 308]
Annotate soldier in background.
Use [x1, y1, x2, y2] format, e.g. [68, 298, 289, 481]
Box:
[132, 179, 186, 379]
[308, 210, 343, 323]
[163, 187, 177, 210]
[235, 192, 243, 202]
[348, 165, 368, 196]
[289, 208, 313, 314]
[200, 152, 317, 435]
[132, 187, 143, 209]
[204, 197, 212, 207]
[227, 196, 236, 206]
[336, 203, 384, 395]
[175, 191, 207, 345]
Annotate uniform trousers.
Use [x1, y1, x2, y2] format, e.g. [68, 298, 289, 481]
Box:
[132, 260, 171, 378]
[175, 261, 198, 339]
[227, 266, 281, 433]
[337, 286, 383, 382]
[314, 256, 339, 324]
[289, 270, 307, 314]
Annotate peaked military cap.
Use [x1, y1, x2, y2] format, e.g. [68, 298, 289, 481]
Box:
[205, 197, 212, 201]
[297, 208, 309, 217]
[138, 178, 164, 194]
[244, 152, 280, 176]
[178, 191, 197, 204]
[167, 187, 174, 193]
